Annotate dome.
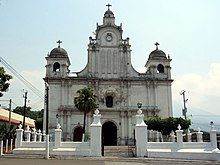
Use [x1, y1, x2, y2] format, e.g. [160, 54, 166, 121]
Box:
[104, 9, 114, 16]
[49, 47, 68, 58]
[149, 49, 167, 60]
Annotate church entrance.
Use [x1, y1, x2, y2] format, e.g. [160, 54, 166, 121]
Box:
[102, 121, 117, 146]
[73, 127, 83, 141]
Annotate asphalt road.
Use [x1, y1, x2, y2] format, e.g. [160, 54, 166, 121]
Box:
[1, 157, 220, 165]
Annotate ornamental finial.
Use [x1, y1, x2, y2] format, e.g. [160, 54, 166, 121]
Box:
[155, 42, 160, 50]
[106, 3, 112, 10]
[57, 40, 62, 48]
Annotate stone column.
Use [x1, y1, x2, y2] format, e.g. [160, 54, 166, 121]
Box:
[38, 129, 42, 142]
[175, 124, 183, 148]
[55, 124, 62, 148]
[42, 130, 46, 142]
[135, 108, 147, 157]
[120, 111, 125, 145]
[170, 130, 176, 142]
[187, 129, 192, 142]
[196, 128, 203, 142]
[15, 124, 23, 148]
[32, 128, 37, 142]
[90, 109, 102, 157]
[25, 126, 31, 142]
[0, 140, 3, 156]
[210, 123, 218, 150]
[128, 111, 132, 139]
[66, 111, 71, 140]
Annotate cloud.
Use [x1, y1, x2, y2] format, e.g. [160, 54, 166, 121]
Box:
[172, 63, 220, 115]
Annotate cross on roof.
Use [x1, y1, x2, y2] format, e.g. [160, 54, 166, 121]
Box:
[106, 3, 112, 10]
[57, 40, 62, 48]
[155, 42, 160, 50]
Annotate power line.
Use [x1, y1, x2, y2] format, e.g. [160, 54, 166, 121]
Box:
[0, 57, 44, 100]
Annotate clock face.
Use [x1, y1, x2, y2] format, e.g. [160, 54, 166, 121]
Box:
[106, 33, 112, 42]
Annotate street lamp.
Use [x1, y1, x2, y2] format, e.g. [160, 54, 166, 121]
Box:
[56, 113, 59, 125]
[210, 121, 214, 130]
[137, 102, 142, 114]
[137, 102, 142, 109]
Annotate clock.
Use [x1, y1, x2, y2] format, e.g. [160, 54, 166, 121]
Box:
[106, 33, 112, 42]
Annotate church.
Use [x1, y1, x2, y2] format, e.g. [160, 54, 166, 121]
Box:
[44, 5, 173, 145]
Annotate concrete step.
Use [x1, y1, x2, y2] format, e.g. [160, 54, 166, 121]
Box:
[104, 146, 135, 157]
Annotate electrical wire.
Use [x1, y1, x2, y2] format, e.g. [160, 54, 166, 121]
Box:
[0, 57, 44, 100]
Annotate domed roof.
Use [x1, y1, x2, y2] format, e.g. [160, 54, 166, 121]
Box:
[148, 42, 167, 60]
[49, 40, 68, 58]
[104, 9, 114, 16]
[49, 47, 68, 57]
[149, 49, 167, 60]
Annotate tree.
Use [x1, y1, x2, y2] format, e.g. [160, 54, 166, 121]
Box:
[74, 87, 97, 133]
[35, 118, 43, 130]
[0, 67, 12, 97]
[0, 123, 16, 141]
[13, 106, 43, 120]
[145, 117, 191, 135]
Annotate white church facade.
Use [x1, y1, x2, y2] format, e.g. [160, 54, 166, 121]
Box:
[44, 5, 173, 145]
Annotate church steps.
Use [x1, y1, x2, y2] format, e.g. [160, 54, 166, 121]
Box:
[104, 146, 135, 157]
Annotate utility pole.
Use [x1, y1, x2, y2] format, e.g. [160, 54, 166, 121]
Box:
[180, 90, 188, 119]
[22, 91, 28, 130]
[45, 81, 49, 159]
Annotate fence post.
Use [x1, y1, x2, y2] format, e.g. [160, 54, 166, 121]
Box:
[5, 139, 8, 153]
[135, 108, 147, 157]
[176, 124, 183, 148]
[170, 130, 176, 142]
[15, 124, 23, 148]
[25, 126, 31, 142]
[210, 122, 218, 150]
[90, 109, 102, 156]
[55, 124, 62, 148]
[32, 128, 37, 142]
[42, 130, 46, 142]
[187, 129, 192, 142]
[196, 128, 203, 142]
[10, 139, 13, 151]
[38, 129, 42, 142]
[0, 140, 3, 156]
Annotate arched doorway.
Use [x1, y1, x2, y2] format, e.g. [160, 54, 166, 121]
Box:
[102, 121, 117, 146]
[73, 127, 83, 141]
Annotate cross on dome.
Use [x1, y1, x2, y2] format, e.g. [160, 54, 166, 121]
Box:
[57, 40, 62, 48]
[106, 3, 112, 10]
[155, 42, 160, 50]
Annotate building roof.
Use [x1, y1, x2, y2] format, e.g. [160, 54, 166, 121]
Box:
[149, 49, 167, 60]
[49, 47, 68, 58]
[0, 108, 35, 127]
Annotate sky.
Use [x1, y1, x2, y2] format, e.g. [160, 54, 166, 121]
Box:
[0, 0, 220, 131]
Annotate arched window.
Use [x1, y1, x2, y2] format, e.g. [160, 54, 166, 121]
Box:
[157, 64, 164, 73]
[106, 96, 113, 107]
[53, 62, 60, 72]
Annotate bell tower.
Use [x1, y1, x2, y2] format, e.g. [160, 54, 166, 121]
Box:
[145, 42, 172, 80]
[45, 40, 70, 79]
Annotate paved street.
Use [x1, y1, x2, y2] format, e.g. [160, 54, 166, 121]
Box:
[1, 157, 220, 165]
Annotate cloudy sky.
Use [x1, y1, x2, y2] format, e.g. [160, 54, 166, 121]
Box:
[0, 0, 220, 130]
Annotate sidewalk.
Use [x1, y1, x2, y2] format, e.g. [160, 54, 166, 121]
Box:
[1, 154, 220, 165]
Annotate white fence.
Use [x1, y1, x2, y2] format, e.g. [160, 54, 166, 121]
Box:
[13, 109, 102, 157]
[0, 139, 14, 155]
[135, 109, 220, 161]
[11, 108, 220, 161]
